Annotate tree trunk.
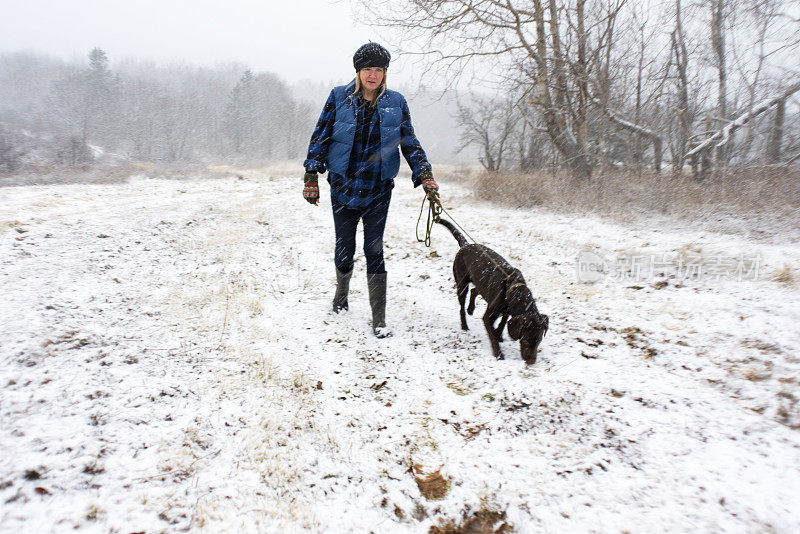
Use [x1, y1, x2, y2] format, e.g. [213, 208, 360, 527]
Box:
[672, 0, 692, 176]
[528, 0, 593, 180]
[711, 0, 729, 166]
[575, 0, 589, 162]
[767, 99, 785, 163]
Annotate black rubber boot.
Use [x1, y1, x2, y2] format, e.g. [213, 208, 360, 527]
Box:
[332, 267, 353, 313]
[367, 272, 392, 338]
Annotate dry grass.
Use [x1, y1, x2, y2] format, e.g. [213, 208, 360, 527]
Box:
[769, 264, 797, 285]
[0, 160, 280, 187]
[429, 509, 513, 534]
[472, 166, 800, 237]
[0, 163, 142, 186]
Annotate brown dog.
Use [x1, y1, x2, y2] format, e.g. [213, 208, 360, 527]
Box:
[437, 219, 549, 363]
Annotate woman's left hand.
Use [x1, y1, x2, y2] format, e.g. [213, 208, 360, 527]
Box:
[421, 173, 439, 201]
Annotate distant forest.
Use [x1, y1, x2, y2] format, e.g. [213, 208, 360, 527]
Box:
[0, 48, 318, 171]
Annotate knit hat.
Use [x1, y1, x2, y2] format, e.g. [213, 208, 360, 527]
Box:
[353, 42, 391, 71]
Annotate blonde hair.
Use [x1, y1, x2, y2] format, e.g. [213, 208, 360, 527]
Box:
[351, 70, 387, 105]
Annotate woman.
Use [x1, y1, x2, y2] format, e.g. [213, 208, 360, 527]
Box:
[302, 42, 439, 338]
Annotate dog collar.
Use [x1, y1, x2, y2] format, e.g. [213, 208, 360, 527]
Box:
[507, 282, 527, 296]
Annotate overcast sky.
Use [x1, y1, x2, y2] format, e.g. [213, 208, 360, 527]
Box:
[0, 0, 418, 86]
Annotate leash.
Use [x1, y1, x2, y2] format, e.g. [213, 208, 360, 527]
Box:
[416, 192, 477, 247]
[416, 193, 524, 296]
[416, 192, 442, 247]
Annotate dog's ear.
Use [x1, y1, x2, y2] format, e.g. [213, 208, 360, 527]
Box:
[507, 316, 524, 340]
[539, 314, 549, 337]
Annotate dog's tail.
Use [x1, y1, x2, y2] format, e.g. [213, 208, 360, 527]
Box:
[437, 219, 469, 248]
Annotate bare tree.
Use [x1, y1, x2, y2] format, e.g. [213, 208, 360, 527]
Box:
[670, 0, 693, 174]
[728, 0, 800, 164]
[710, 0, 733, 168]
[686, 81, 800, 161]
[456, 94, 519, 172]
[359, 0, 691, 179]
[358, 0, 615, 179]
[584, 0, 664, 172]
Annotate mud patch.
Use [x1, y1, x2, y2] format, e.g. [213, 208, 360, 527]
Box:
[413, 464, 450, 501]
[430, 509, 512, 533]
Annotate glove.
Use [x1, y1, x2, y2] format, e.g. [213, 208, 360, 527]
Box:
[420, 170, 439, 201]
[303, 172, 319, 205]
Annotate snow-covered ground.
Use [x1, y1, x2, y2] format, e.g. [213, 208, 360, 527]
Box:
[1, 167, 799, 533]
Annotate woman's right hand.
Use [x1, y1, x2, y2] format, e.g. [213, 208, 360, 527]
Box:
[303, 172, 319, 205]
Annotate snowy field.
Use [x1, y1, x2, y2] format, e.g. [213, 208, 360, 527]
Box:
[1, 166, 799, 533]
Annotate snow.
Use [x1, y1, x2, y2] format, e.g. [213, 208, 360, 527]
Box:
[1, 168, 799, 532]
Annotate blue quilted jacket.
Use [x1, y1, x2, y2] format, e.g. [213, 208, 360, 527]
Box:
[303, 80, 431, 193]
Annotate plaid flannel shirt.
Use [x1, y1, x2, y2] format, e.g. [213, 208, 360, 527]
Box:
[304, 85, 431, 209]
[329, 95, 391, 208]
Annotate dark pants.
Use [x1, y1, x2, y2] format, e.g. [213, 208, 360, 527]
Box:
[332, 192, 391, 274]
